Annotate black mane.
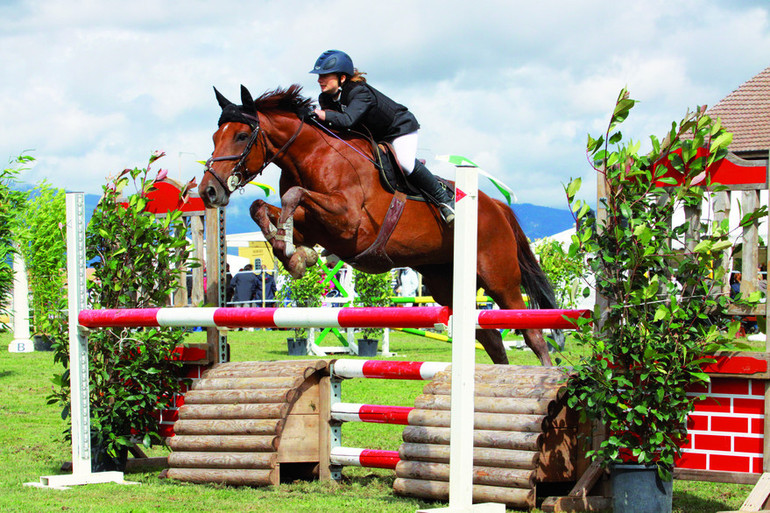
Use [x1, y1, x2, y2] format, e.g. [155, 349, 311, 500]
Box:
[253, 84, 314, 117]
[216, 84, 313, 127]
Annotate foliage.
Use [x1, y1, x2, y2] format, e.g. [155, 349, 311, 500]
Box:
[564, 89, 765, 479]
[353, 268, 392, 339]
[16, 181, 67, 341]
[277, 260, 327, 338]
[0, 155, 31, 326]
[48, 152, 195, 467]
[534, 238, 586, 308]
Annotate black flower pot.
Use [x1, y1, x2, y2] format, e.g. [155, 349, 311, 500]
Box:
[611, 463, 672, 513]
[357, 338, 378, 357]
[287, 337, 308, 356]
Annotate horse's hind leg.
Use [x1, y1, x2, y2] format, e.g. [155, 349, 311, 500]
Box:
[417, 264, 509, 365]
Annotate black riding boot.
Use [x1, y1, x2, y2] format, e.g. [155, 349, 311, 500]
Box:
[407, 160, 455, 224]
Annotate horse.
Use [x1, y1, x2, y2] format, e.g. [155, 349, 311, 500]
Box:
[199, 84, 560, 365]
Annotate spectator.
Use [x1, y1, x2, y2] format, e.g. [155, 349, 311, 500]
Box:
[225, 263, 234, 305]
[230, 264, 258, 307]
[255, 266, 277, 307]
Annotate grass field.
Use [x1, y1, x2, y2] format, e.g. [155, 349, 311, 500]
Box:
[0, 328, 758, 512]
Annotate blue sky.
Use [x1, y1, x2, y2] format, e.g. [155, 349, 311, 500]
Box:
[2, 0, 769, 213]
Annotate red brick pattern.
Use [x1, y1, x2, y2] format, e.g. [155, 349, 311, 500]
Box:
[677, 377, 764, 473]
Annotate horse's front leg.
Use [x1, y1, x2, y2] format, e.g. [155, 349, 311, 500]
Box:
[250, 200, 279, 242]
[251, 196, 318, 279]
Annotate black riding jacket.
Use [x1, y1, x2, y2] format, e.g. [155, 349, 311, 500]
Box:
[318, 81, 419, 142]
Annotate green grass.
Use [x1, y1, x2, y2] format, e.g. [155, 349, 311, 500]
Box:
[0, 329, 757, 512]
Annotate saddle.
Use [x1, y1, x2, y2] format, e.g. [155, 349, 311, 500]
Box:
[373, 142, 455, 202]
[345, 140, 454, 273]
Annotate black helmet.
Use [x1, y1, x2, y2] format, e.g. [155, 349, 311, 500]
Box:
[309, 50, 354, 76]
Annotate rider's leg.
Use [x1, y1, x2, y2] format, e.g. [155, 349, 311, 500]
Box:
[392, 133, 455, 224]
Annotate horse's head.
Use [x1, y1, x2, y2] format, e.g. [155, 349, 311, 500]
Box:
[200, 85, 266, 207]
[200, 84, 313, 207]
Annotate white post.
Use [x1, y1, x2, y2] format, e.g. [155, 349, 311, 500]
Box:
[9, 249, 33, 352]
[26, 192, 130, 489]
[418, 167, 504, 512]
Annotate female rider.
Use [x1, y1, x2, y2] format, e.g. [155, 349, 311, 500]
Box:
[310, 49, 455, 224]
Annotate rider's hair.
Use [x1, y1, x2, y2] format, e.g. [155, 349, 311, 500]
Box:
[349, 69, 367, 83]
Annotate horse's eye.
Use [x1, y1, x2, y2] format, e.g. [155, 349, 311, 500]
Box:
[236, 132, 250, 142]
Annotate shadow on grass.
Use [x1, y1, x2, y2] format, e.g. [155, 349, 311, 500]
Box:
[673, 490, 733, 512]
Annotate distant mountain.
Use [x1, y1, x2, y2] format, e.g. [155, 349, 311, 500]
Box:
[77, 192, 573, 240]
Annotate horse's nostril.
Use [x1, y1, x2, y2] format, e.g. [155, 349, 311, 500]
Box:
[205, 186, 217, 201]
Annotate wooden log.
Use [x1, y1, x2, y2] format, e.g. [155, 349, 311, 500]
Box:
[183, 388, 295, 405]
[423, 381, 564, 400]
[431, 369, 565, 386]
[202, 360, 328, 379]
[214, 359, 328, 370]
[399, 443, 539, 469]
[414, 394, 553, 415]
[179, 403, 288, 420]
[173, 419, 283, 436]
[167, 467, 278, 486]
[402, 426, 541, 451]
[194, 376, 304, 390]
[407, 409, 546, 432]
[168, 451, 276, 469]
[395, 460, 534, 488]
[393, 478, 534, 508]
[168, 434, 279, 452]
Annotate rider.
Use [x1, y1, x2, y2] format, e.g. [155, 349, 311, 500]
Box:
[309, 49, 455, 224]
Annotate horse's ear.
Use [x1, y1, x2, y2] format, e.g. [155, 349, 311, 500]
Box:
[214, 87, 233, 109]
[240, 85, 256, 114]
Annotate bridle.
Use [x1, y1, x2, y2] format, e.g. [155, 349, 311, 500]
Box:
[204, 112, 305, 193]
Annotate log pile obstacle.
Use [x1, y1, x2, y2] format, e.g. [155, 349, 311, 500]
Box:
[163, 358, 580, 510]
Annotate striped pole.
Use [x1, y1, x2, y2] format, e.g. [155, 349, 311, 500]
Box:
[79, 306, 589, 330]
[329, 447, 400, 470]
[332, 359, 450, 381]
[78, 306, 451, 330]
[330, 403, 413, 425]
[476, 309, 590, 330]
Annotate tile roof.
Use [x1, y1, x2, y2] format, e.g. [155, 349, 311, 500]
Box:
[707, 65, 770, 154]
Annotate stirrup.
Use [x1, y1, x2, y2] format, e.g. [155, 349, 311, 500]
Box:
[439, 203, 455, 224]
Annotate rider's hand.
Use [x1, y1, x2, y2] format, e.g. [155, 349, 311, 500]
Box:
[314, 109, 326, 121]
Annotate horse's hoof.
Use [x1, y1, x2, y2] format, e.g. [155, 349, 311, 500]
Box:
[298, 246, 319, 267]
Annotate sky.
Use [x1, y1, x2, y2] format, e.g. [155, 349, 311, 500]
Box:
[2, 0, 770, 216]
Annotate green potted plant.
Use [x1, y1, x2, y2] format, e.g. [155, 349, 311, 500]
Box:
[16, 181, 67, 351]
[278, 261, 327, 355]
[564, 89, 763, 512]
[48, 152, 194, 471]
[352, 268, 391, 357]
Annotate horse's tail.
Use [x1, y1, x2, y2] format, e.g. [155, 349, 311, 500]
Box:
[497, 200, 559, 310]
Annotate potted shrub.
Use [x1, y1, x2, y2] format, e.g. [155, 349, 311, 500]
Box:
[16, 181, 67, 351]
[564, 90, 763, 512]
[352, 268, 392, 357]
[278, 261, 327, 355]
[48, 153, 194, 471]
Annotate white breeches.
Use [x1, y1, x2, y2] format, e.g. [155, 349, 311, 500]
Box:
[391, 131, 419, 175]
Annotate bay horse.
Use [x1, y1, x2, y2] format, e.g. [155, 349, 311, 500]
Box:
[199, 84, 559, 365]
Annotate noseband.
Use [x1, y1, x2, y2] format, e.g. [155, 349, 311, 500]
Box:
[204, 112, 305, 193]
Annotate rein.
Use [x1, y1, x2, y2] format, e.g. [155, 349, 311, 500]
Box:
[205, 113, 305, 193]
[309, 117, 381, 169]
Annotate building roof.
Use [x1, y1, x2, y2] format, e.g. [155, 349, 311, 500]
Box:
[707, 65, 770, 155]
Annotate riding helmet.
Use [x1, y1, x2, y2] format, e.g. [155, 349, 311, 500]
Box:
[309, 50, 355, 76]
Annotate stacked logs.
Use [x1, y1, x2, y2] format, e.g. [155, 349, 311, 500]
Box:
[166, 360, 330, 486]
[393, 365, 576, 509]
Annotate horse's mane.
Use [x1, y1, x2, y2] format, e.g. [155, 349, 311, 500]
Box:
[254, 84, 313, 117]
